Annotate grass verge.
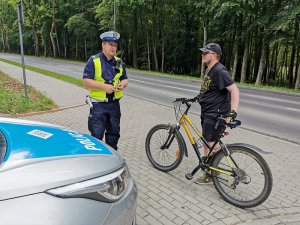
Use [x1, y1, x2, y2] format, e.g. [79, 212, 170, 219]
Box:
[0, 71, 57, 114]
[0, 58, 84, 88]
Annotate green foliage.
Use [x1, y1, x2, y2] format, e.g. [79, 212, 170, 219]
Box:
[0, 0, 299, 88]
[66, 14, 90, 35]
[95, 0, 114, 31]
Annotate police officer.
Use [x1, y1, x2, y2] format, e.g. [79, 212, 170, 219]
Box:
[83, 31, 128, 150]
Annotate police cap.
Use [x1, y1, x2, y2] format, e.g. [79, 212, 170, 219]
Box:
[100, 31, 120, 43]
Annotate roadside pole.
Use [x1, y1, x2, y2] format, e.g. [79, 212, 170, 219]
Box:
[17, 1, 28, 97]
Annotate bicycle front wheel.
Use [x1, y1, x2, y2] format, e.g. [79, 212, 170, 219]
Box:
[211, 145, 273, 208]
[145, 124, 185, 172]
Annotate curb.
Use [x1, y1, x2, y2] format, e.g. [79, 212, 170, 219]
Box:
[1, 103, 86, 118]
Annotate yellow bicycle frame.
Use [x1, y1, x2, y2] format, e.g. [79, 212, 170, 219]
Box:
[179, 114, 235, 176]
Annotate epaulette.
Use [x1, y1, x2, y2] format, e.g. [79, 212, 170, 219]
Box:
[91, 53, 101, 59]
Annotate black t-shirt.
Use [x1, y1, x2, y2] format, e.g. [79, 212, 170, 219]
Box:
[198, 62, 234, 119]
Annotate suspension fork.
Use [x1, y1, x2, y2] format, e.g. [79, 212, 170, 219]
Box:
[161, 124, 178, 149]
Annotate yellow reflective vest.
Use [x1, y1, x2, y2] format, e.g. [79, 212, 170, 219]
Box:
[89, 55, 124, 101]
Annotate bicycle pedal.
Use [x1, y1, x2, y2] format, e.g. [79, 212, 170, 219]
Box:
[185, 173, 193, 180]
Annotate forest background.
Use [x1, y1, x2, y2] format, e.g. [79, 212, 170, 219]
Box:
[0, 0, 299, 89]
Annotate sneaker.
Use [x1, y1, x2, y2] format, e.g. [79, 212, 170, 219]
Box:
[194, 173, 212, 184]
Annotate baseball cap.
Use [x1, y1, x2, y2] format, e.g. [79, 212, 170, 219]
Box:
[199, 43, 222, 55]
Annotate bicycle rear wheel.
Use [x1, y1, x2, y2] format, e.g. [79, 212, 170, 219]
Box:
[211, 145, 273, 208]
[145, 124, 185, 172]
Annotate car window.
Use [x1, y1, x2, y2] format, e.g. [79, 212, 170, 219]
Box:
[0, 130, 7, 163]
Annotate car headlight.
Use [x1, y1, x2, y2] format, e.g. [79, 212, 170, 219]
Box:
[46, 166, 129, 202]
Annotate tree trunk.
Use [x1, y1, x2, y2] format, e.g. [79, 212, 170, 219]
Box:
[288, 17, 299, 87]
[50, 21, 57, 57]
[201, 26, 207, 79]
[160, 12, 165, 73]
[55, 25, 61, 57]
[152, 0, 159, 71]
[132, 9, 138, 68]
[75, 38, 78, 59]
[50, 0, 57, 57]
[231, 38, 238, 81]
[64, 31, 67, 58]
[33, 28, 40, 57]
[42, 32, 47, 57]
[255, 40, 267, 85]
[0, 17, 9, 52]
[295, 45, 300, 85]
[161, 36, 165, 73]
[43, 43, 47, 57]
[295, 63, 300, 89]
[269, 42, 277, 82]
[240, 40, 249, 83]
[147, 33, 151, 70]
[84, 33, 87, 60]
[273, 44, 279, 82]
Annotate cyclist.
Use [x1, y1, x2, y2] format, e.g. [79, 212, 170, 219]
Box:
[195, 43, 239, 183]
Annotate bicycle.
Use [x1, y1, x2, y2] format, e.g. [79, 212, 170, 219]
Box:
[145, 98, 273, 208]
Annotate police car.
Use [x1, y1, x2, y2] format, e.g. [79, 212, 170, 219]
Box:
[0, 117, 137, 225]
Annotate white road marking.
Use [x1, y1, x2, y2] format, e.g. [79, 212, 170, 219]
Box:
[130, 78, 198, 93]
[129, 75, 200, 88]
[240, 93, 300, 105]
[240, 99, 300, 112]
[286, 108, 300, 112]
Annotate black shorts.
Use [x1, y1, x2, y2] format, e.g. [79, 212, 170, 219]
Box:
[201, 116, 223, 142]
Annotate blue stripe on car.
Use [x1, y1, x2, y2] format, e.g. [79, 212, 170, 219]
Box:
[0, 122, 112, 162]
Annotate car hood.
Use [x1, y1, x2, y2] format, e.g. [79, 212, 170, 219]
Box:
[0, 117, 124, 200]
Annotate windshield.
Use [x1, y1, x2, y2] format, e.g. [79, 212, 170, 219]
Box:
[0, 130, 7, 163]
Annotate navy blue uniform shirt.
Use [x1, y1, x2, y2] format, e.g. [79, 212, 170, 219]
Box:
[83, 53, 127, 82]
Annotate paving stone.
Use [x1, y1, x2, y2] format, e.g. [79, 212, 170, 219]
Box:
[144, 215, 163, 225]
[277, 213, 300, 223]
[237, 217, 281, 225]
[144, 206, 163, 219]
[2, 62, 300, 225]
[158, 199, 176, 211]
[157, 216, 176, 225]
[222, 215, 242, 225]
[253, 209, 273, 218]
[209, 220, 226, 225]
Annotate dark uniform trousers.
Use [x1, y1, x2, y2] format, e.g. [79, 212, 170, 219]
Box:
[88, 100, 121, 150]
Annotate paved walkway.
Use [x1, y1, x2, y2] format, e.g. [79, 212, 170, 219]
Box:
[1, 61, 300, 225]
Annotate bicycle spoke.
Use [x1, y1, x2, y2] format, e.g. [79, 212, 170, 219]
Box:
[212, 146, 272, 207]
[149, 128, 180, 167]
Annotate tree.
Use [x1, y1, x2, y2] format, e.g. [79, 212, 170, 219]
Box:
[66, 14, 91, 59]
[0, 0, 299, 89]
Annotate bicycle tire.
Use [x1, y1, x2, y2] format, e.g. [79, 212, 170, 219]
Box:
[211, 145, 273, 208]
[145, 124, 185, 172]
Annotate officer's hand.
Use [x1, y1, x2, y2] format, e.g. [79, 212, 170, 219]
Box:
[116, 83, 124, 91]
[105, 84, 116, 94]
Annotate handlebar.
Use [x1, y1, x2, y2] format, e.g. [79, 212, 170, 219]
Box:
[173, 97, 241, 129]
[173, 98, 196, 104]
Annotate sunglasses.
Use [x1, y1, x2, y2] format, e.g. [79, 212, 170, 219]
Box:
[202, 51, 215, 56]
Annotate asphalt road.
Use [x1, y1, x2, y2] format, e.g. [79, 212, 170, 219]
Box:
[1, 53, 299, 144]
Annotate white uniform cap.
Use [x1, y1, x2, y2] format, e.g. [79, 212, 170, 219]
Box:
[100, 31, 120, 42]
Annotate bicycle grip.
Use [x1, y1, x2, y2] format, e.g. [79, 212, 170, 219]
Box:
[175, 98, 185, 102]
